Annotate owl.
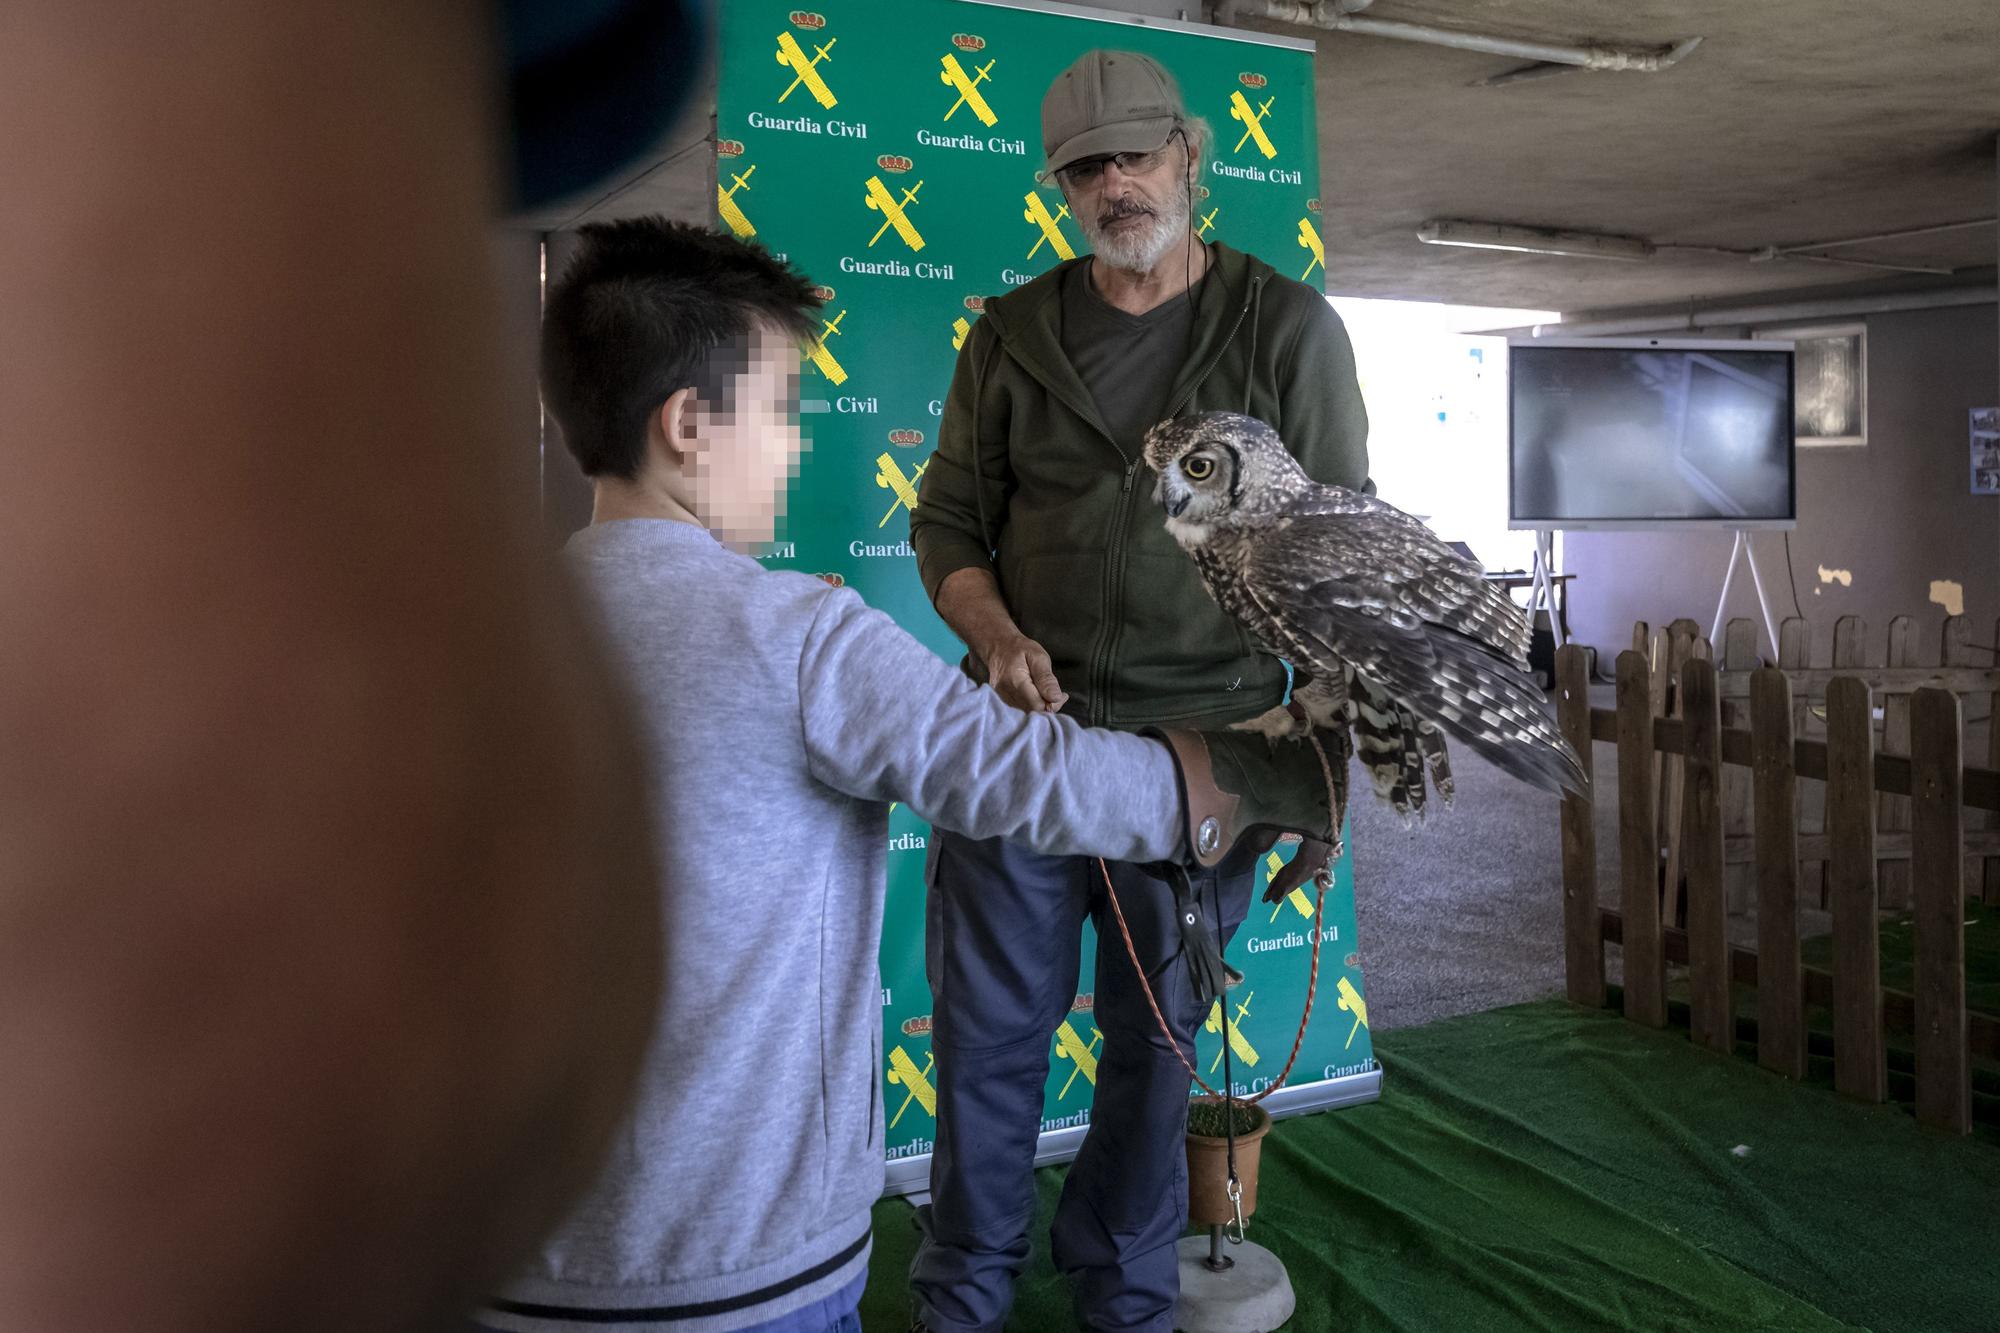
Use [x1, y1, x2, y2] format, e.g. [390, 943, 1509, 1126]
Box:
[1142, 411, 1585, 815]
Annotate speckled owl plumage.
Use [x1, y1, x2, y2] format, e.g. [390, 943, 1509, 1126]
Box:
[1143, 411, 1586, 816]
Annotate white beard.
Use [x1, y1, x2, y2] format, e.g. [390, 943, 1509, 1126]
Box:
[1083, 185, 1189, 274]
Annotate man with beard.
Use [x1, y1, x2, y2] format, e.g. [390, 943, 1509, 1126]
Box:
[907, 48, 1370, 1333]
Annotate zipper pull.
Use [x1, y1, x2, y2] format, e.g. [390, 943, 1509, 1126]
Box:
[1123, 463, 1137, 493]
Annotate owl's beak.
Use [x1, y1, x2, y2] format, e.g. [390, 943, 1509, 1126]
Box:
[1165, 491, 1190, 518]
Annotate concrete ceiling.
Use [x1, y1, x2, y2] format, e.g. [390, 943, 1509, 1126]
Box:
[507, 0, 2000, 317]
[1272, 0, 2000, 312]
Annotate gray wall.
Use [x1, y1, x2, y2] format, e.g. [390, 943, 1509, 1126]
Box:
[492, 228, 594, 546]
[489, 229, 547, 519]
[537, 230, 595, 543]
[1565, 302, 2000, 668]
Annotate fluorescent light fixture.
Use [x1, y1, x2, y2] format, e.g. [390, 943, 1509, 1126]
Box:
[1417, 219, 1655, 262]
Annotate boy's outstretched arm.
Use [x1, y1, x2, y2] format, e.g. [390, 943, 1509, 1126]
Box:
[799, 593, 1183, 862]
[0, 4, 660, 1329]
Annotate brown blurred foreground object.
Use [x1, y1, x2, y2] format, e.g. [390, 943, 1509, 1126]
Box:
[0, 4, 661, 1329]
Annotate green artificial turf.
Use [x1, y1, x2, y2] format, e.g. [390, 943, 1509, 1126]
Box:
[1799, 896, 1999, 1019]
[865, 1000, 2000, 1331]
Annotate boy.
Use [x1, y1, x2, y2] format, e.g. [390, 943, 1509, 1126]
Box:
[480, 219, 1328, 1332]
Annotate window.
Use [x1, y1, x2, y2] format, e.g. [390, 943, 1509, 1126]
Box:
[1327, 296, 1560, 574]
[1755, 322, 1866, 447]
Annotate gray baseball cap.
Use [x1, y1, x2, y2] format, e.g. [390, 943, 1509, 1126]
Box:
[1040, 49, 1185, 182]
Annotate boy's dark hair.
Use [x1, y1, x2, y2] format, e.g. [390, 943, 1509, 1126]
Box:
[540, 218, 820, 480]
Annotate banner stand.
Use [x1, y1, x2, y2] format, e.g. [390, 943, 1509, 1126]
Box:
[718, 0, 1380, 1191]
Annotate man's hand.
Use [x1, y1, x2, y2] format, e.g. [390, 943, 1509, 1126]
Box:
[934, 566, 1067, 713]
[981, 631, 1068, 713]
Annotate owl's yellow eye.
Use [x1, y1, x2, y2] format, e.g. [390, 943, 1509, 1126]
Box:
[1183, 456, 1215, 482]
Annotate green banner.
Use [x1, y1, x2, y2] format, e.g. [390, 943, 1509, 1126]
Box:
[716, 0, 1376, 1173]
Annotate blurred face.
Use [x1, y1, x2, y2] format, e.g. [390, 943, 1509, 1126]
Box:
[681, 323, 804, 550]
[1058, 136, 1195, 273]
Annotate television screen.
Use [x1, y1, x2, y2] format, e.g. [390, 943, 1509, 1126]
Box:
[1508, 338, 1796, 529]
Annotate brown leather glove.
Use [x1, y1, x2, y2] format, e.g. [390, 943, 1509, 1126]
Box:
[1149, 723, 1350, 903]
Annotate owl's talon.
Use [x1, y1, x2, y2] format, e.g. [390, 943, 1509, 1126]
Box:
[1228, 704, 1309, 743]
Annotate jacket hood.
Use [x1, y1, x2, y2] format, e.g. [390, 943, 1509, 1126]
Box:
[979, 241, 1276, 455]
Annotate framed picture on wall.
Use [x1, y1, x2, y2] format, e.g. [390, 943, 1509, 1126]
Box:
[1756, 322, 1866, 447]
[1973, 408, 1999, 496]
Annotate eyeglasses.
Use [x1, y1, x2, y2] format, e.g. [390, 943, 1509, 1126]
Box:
[1057, 145, 1171, 187]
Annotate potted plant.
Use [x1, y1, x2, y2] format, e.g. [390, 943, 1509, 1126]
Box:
[1185, 1096, 1272, 1231]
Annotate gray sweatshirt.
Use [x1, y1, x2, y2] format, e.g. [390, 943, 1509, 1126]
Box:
[485, 520, 1181, 1332]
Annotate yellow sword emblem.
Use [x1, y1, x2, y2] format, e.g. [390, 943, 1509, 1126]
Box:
[717, 164, 757, 239]
[1297, 217, 1325, 279]
[1337, 975, 1370, 1050]
[1205, 993, 1261, 1073]
[808, 309, 848, 386]
[951, 316, 972, 350]
[1198, 206, 1219, 239]
[940, 54, 998, 127]
[1022, 191, 1075, 261]
[876, 453, 927, 527]
[887, 1045, 937, 1127]
[775, 32, 838, 108]
[1229, 90, 1278, 160]
[1054, 1020, 1103, 1097]
[865, 175, 926, 252]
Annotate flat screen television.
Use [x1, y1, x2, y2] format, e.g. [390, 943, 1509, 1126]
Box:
[1508, 337, 1796, 530]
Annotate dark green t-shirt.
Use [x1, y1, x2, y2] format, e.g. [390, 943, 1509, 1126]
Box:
[1060, 260, 1209, 457]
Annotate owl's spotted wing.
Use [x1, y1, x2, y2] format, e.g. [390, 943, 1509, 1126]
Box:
[1276, 490, 1531, 667]
[1207, 516, 1446, 814]
[1237, 500, 1583, 799]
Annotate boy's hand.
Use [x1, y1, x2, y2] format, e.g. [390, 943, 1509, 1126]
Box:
[983, 631, 1068, 713]
[1150, 727, 1349, 899]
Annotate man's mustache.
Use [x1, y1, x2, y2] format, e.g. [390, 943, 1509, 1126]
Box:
[1097, 201, 1156, 227]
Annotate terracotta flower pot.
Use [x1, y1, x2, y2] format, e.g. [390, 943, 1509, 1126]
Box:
[1185, 1098, 1272, 1227]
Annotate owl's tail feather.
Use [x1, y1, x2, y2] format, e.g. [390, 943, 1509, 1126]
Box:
[1345, 667, 1428, 821]
[1417, 722, 1455, 807]
[1397, 706, 1428, 819]
[1418, 629, 1588, 798]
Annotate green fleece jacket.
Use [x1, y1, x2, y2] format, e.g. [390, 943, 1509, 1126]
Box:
[911, 241, 1370, 730]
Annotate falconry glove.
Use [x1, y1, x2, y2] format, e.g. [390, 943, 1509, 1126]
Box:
[1121, 725, 1346, 1011]
[1150, 722, 1349, 904]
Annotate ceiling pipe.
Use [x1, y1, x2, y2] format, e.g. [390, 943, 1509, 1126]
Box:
[1760, 250, 1956, 277]
[1474, 61, 1586, 89]
[1422, 220, 1964, 277]
[1652, 243, 1956, 278]
[1768, 216, 1995, 256]
[1528, 284, 1997, 338]
[1217, 1, 1703, 74]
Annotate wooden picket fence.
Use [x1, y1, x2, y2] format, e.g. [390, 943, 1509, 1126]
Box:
[1554, 630, 2000, 1136]
[1629, 614, 2000, 914]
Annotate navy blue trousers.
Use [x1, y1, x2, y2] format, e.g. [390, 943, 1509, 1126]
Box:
[909, 832, 1254, 1333]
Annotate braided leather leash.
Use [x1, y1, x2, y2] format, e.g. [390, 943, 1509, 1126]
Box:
[1097, 728, 1340, 1104]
